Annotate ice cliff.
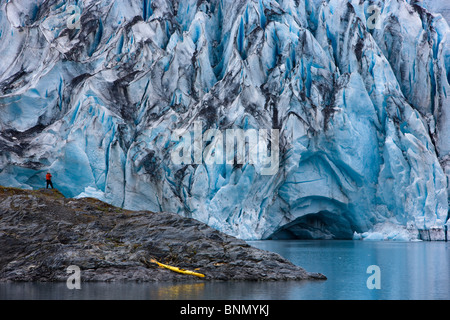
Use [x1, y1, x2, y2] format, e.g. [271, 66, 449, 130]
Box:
[0, 0, 449, 240]
[420, 0, 450, 25]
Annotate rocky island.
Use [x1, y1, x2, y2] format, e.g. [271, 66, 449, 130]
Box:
[0, 187, 326, 282]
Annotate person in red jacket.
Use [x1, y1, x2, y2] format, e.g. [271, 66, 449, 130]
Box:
[46, 172, 54, 189]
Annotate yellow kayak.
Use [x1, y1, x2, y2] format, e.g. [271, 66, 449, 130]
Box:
[150, 259, 206, 278]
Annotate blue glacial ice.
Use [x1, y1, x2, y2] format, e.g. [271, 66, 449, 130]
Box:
[0, 0, 449, 240]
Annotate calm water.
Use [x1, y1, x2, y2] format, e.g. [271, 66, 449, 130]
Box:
[0, 240, 449, 300]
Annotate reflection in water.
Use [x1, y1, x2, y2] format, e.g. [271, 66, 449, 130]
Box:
[0, 241, 448, 300]
[249, 240, 450, 300]
[156, 282, 205, 300]
[0, 280, 319, 300]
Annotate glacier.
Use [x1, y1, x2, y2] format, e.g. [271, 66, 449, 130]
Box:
[420, 0, 450, 25]
[0, 0, 449, 240]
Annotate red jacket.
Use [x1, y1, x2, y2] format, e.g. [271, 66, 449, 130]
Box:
[46, 173, 52, 181]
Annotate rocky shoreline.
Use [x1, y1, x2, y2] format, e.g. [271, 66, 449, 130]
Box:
[0, 187, 326, 282]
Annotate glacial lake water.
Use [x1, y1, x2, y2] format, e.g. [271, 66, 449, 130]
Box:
[0, 240, 449, 300]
